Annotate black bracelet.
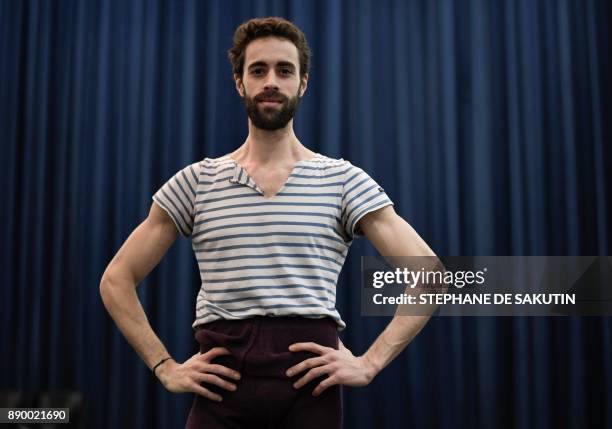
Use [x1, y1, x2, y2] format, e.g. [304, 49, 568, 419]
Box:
[152, 357, 173, 376]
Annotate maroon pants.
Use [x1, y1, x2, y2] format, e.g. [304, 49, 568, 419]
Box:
[185, 316, 343, 429]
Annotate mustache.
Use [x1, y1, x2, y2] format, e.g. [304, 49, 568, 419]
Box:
[253, 91, 288, 103]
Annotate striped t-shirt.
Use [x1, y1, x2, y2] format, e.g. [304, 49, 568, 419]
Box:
[152, 153, 394, 330]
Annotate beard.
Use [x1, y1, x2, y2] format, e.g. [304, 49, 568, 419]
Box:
[242, 87, 301, 131]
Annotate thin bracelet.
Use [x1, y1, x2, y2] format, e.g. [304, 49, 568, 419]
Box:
[152, 356, 173, 376]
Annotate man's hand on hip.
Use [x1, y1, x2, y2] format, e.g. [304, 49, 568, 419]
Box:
[156, 347, 242, 402]
[286, 339, 378, 397]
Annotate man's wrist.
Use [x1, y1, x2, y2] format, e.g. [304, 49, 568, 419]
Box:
[153, 357, 175, 378]
[151, 356, 172, 375]
[360, 354, 382, 381]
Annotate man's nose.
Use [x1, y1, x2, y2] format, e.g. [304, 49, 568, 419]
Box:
[263, 71, 280, 91]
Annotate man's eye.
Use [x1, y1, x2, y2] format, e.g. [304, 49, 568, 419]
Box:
[279, 68, 293, 75]
[251, 68, 265, 76]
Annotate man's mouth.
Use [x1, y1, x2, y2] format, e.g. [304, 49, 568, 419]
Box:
[258, 100, 283, 107]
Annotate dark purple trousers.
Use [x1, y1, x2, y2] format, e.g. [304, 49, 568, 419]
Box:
[185, 316, 343, 429]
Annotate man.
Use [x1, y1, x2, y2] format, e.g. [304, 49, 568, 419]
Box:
[100, 17, 437, 429]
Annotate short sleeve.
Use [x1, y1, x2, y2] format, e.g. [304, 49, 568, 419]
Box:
[152, 162, 201, 237]
[341, 161, 394, 240]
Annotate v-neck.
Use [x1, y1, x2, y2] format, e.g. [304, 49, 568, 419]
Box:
[228, 153, 321, 199]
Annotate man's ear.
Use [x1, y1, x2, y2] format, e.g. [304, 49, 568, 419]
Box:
[298, 73, 308, 97]
[234, 73, 245, 97]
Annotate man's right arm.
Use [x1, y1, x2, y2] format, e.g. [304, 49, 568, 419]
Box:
[99, 201, 240, 401]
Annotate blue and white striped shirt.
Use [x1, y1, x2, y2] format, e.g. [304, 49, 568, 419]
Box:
[152, 153, 393, 330]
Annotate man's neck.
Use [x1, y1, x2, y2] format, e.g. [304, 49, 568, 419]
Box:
[231, 120, 315, 168]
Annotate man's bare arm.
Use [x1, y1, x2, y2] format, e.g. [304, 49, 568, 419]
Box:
[100, 202, 180, 372]
[99, 202, 240, 401]
[358, 205, 439, 376]
[286, 205, 441, 396]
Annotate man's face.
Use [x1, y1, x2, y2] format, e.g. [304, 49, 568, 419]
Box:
[235, 37, 308, 131]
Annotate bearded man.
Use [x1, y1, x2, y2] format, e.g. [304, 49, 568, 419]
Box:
[100, 16, 437, 429]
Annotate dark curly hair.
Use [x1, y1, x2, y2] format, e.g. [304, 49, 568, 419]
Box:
[228, 17, 311, 79]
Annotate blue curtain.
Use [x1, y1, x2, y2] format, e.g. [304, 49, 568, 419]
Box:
[1, 0, 611, 428]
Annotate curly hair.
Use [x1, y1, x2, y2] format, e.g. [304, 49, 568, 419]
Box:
[228, 17, 311, 79]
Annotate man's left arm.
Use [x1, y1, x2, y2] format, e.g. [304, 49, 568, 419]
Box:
[287, 206, 439, 396]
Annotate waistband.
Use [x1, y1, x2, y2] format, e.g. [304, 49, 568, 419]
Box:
[194, 316, 338, 377]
